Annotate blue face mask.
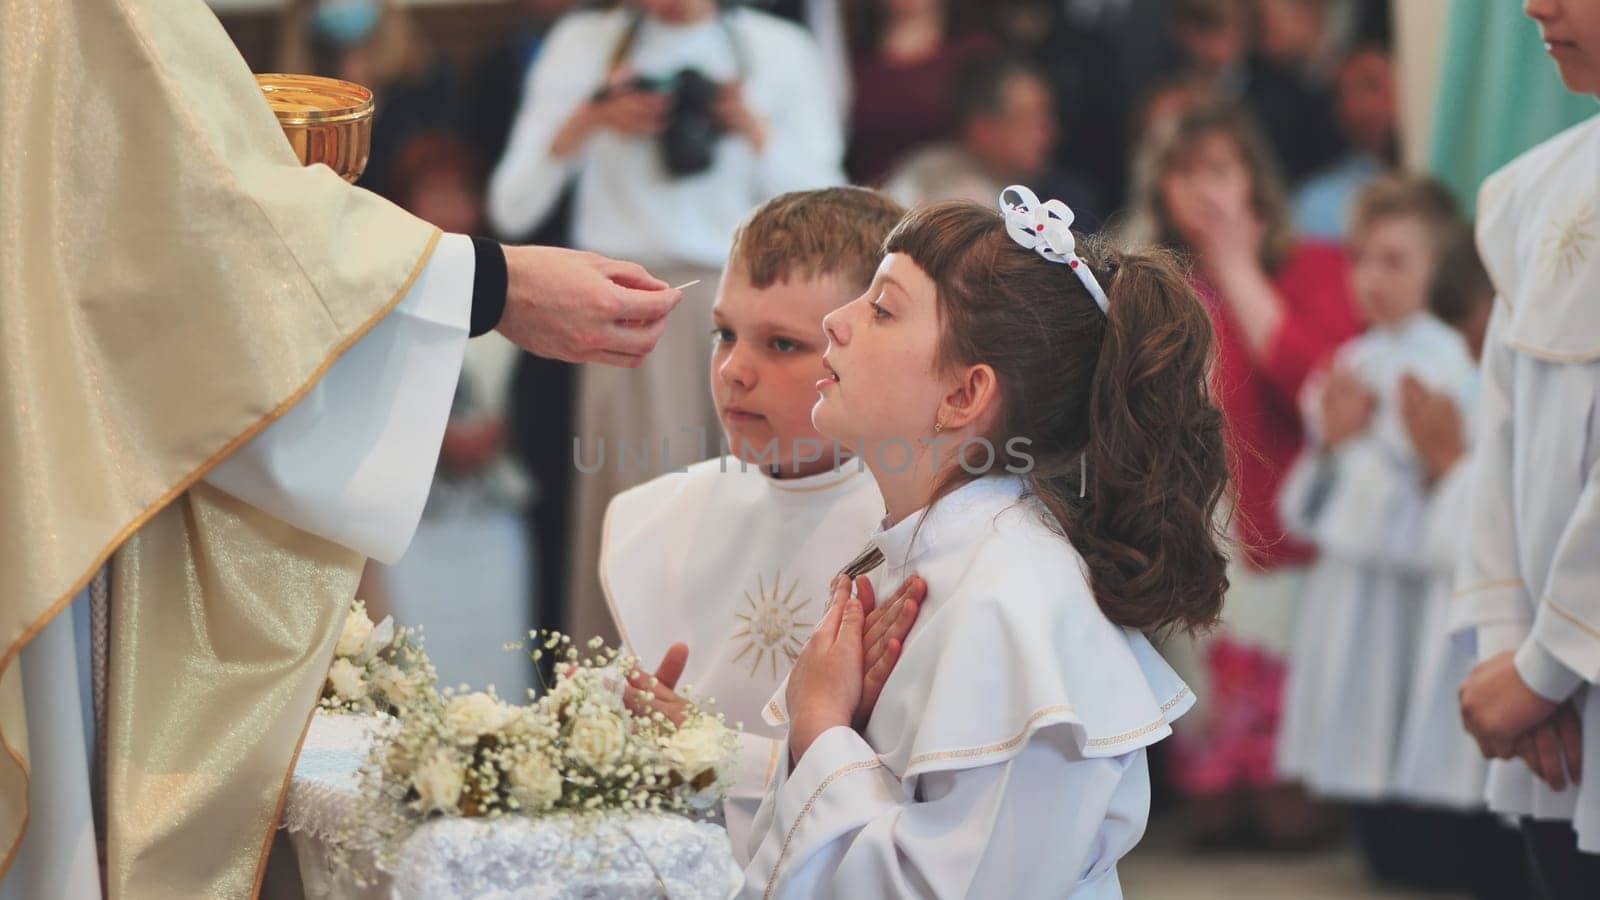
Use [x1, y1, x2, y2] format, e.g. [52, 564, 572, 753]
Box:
[311, 0, 381, 46]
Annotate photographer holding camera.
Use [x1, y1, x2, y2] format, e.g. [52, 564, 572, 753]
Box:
[487, 0, 844, 647]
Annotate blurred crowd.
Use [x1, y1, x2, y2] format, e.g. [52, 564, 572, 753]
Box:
[249, 0, 1530, 894]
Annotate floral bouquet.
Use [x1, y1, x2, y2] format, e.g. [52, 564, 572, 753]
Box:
[336, 632, 739, 878]
[320, 600, 437, 716]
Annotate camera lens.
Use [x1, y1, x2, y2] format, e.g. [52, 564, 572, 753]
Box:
[660, 69, 723, 177]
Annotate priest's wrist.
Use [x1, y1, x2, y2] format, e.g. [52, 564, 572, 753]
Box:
[469, 236, 508, 338]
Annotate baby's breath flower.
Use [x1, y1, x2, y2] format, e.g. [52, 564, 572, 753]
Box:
[332, 627, 741, 883]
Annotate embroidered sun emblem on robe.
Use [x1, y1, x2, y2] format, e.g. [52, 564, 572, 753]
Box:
[731, 570, 812, 678]
[1540, 196, 1596, 283]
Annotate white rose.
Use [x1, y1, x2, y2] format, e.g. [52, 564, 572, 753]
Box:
[668, 720, 734, 780]
[327, 657, 367, 700]
[566, 709, 627, 770]
[372, 664, 418, 708]
[412, 749, 466, 814]
[362, 615, 397, 661]
[508, 752, 563, 811]
[336, 608, 374, 658]
[444, 692, 518, 745]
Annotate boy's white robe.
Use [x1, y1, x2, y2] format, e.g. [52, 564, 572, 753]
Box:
[600, 457, 884, 863]
[744, 476, 1192, 899]
[1452, 113, 1600, 852]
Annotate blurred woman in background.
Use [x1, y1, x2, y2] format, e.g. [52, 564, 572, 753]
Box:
[1126, 101, 1360, 849]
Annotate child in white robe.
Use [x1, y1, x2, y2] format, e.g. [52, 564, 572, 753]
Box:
[1275, 177, 1477, 818]
[1454, 5, 1600, 893]
[600, 188, 914, 862]
[743, 189, 1227, 897]
[1387, 235, 1527, 896]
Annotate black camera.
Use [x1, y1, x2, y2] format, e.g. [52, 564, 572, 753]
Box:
[622, 69, 725, 178]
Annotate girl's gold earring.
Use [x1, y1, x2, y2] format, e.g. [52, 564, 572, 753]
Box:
[934, 419, 945, 434]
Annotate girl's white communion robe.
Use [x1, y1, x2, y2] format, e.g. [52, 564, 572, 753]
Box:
[744, 475, 1193, 898]
[1451, 113, 1600, 852]
[601, 457, 884, 863]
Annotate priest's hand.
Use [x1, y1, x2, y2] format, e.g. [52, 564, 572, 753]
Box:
[855, 574, 925, 730]
[498, 246, 683, 367]
[1460, 651, 1560, 760]
[786, 576, 865, 763]
[625, 642, 690, 727]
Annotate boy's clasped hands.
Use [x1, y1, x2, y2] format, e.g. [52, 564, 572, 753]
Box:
[1461, 657, 1584, 793]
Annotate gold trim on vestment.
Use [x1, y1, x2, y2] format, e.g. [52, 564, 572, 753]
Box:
[248, 234, 439, 898]
[1504, 340, 1600, 364]
[1085, 715, 1171, 749]
[763, 758, 883, 900]
[1545, 597, 1600, 642]
[250, 684, 332, 897]
[905, 705, 1075, 769]
[0, 228, 441, 887]
[1160, 686, 1192, 713]
[903, 685, 1190, 767]
[1451, 578, 1526, 600]
[0, 738, 25, 881]
[756, 689, 1190, 894]
[762, 739, 782, 792]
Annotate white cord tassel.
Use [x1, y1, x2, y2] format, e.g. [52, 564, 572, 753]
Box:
[1079, 453, 1088, 498]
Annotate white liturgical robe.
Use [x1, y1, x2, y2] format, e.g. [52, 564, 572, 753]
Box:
[1452, 113, 1600, 852]
[1275, 312, 1477, 800]
[2, 236, 474, 900]
[205, 233, 474, 563]
[600, 457, 884, 863]
[745, 475, 1193, 899]
[1392, 457, 1491, 810]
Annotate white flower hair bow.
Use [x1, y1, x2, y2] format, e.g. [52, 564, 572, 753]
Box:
[999, 185, 1109, 313]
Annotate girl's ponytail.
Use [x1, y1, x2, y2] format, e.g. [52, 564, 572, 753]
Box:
[1049, 245, 1229, 635]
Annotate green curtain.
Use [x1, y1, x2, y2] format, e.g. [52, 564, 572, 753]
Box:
[1428, 0, 1597, 211]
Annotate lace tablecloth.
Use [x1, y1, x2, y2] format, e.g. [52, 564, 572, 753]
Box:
[283, 714, 744, 899]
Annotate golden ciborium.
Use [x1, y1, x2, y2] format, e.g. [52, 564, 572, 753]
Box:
[255, 73, 374, 182]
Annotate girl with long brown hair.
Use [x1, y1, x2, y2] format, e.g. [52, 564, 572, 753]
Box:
[741, 189, 1229, 897]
